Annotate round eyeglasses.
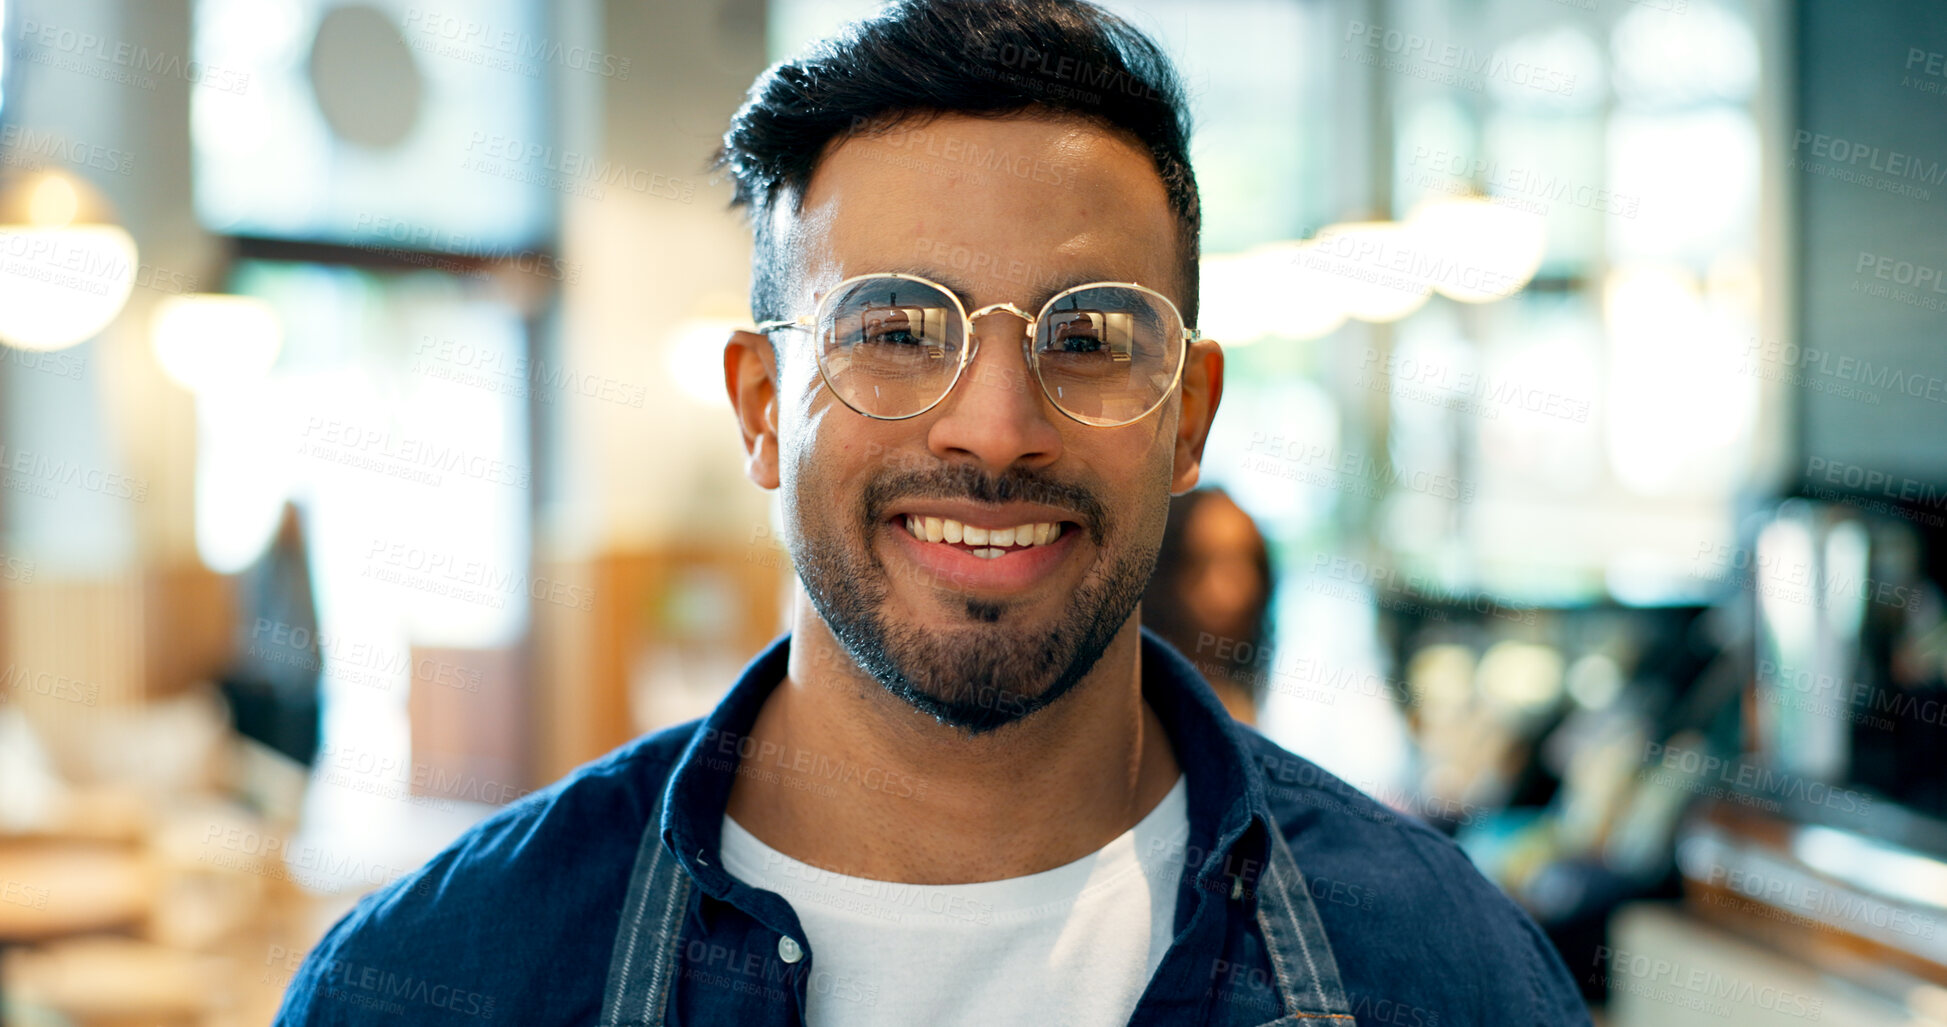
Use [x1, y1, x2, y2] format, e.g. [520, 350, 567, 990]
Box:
[756, 273, 1199, 428]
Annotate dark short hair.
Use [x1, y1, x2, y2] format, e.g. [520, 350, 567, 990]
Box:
[714, 0, 1201, 339]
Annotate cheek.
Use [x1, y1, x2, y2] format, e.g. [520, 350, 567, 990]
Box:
[1087, 420, 1177, 494]
[776, 365, 840, 489]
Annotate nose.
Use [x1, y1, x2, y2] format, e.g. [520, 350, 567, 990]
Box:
[923, 312, 1063, 474]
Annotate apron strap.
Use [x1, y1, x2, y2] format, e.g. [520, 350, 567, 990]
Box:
[1253, 822, 1358, 1025]
[601, 792, 692, 1027]
[597, 781, 1353, 1025]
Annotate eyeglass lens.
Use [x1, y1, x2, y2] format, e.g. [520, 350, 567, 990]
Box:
[814, 277, 1183, 426]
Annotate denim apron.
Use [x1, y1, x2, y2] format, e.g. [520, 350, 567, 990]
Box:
[599, 793, 1357, 1026]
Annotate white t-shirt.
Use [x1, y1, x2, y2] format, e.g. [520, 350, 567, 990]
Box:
[719, 775, 1190, 1027]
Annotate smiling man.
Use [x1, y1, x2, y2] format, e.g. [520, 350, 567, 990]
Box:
[276, 2, 1587, 1025]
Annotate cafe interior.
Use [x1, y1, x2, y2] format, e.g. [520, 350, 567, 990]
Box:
[1, 0, 1945, 1023]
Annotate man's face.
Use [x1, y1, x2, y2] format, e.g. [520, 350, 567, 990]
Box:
[750, 113, 1215, 734]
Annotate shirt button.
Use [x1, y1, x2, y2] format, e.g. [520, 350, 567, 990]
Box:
[777, 935, 804, 963]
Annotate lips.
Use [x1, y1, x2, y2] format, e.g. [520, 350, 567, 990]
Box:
[882, 504, 1085, 592]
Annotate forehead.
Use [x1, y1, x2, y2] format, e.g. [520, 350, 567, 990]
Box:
[791, 112, 1181, 311]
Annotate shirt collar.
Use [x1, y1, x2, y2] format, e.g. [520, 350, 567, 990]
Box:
[658, 629, 1279, 915]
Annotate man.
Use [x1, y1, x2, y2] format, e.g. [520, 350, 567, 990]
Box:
[277, 1, 1589, 1024]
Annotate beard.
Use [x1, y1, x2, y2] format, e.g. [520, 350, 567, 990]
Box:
[787, 461, 1161, 736]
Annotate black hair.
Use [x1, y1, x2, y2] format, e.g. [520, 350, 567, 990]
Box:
[714, 0, 1201, 339]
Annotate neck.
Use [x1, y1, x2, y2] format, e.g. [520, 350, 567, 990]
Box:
[723, 589, 1181, 884]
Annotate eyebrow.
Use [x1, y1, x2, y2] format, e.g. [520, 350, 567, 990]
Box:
[888, 267, 1139, 312]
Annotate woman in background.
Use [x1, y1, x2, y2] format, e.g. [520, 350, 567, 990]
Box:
[1142, 488, 1275, 724]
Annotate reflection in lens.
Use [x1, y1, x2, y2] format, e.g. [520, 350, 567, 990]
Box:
[1034, 285, 1182, 426]
[820, 276, 964, 418]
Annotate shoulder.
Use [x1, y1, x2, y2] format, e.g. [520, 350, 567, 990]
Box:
[1236, 728, 1589, 1027]
[272, 720, 701, 1025]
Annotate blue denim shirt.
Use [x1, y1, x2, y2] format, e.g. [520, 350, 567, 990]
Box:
[275, 632, 1588, 1025]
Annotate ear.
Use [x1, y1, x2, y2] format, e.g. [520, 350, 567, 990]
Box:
[725, 330, 781, 490]
[1170, 338, 1224, 495]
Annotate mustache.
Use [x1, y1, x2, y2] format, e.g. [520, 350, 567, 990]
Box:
[861, 463, 1109, 545]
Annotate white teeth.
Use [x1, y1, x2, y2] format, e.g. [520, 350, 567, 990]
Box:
[902, 517, 1065, 549]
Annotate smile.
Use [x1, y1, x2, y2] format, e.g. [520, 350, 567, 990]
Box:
[883, 503, 1084, 594]
[899, 515, 1065, 559]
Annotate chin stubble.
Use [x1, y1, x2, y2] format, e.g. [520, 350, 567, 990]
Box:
[788, 464, 1160, 736]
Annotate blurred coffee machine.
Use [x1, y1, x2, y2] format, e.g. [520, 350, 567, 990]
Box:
[1750, 498, 1947, 818]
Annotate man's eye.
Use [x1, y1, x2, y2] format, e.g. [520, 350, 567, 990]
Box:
[862, 328, 925, 347]
[1056, 333, 1103, 353]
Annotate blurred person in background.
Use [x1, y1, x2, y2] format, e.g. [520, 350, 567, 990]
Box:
[1142, 488, 1275, 724]
[276, 2, 1586, 1025]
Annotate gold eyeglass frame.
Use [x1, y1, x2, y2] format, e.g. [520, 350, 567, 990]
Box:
[756, 272, 1199, 428]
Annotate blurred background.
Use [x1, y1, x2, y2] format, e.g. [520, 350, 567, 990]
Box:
[0, 0, 1944, 1023]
